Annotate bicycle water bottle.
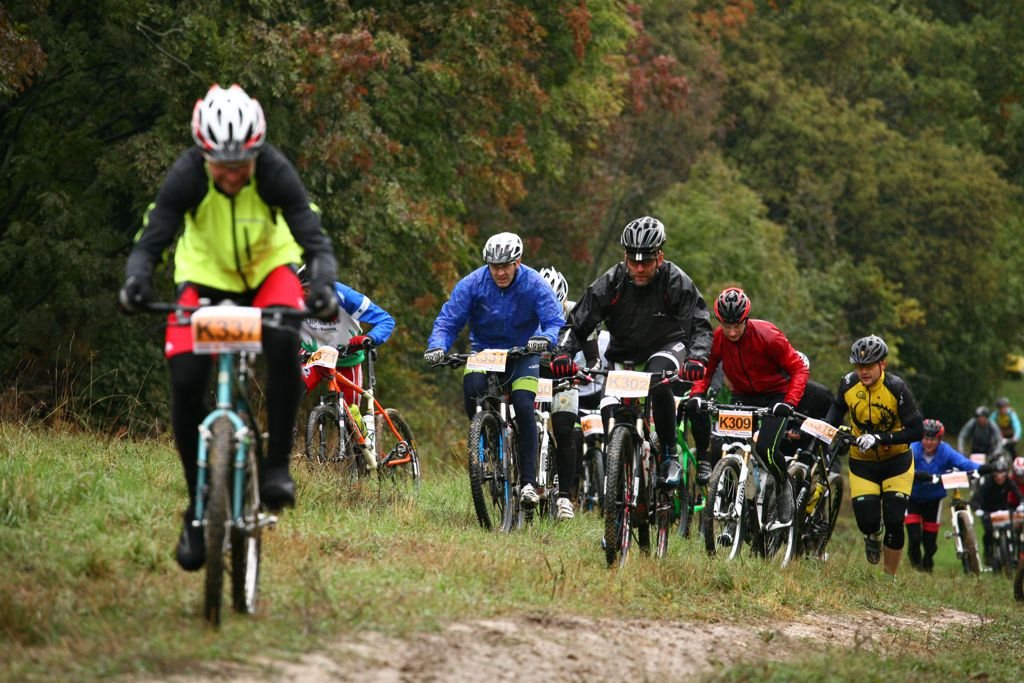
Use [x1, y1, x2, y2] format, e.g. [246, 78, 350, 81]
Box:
[362, 405, 377, 470]
[805, 481, 825, 514]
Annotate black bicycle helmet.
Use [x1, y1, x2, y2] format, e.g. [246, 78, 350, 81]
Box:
[620, 216, 666, 260]
[922, 418, 945, 439]
[714, 287, 751, 324]
[849, 335, 888, 364]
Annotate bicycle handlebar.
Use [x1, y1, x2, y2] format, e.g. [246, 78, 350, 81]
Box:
[142, 301, 309, 321]
[431, 346, 532, 369]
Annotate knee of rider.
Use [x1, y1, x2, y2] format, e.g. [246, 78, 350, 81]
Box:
[852, 495, 882, 535]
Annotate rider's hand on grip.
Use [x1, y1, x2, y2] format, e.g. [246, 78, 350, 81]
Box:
[424, 348, 445, 365]
[347, 335, 372, 352]
[118, 275, 153, 314]
[685, 395, 706, 416]
[856, 433, 879, 450]
[681, 358, 707, 382]
[771, 402, 794, 418]
[526, 336, 550, 354]
[550, 353, 577, 378]
[304, 255, 339, 320]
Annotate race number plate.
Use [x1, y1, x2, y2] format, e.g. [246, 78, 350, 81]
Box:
[191, 306, 262, 354]
[535, 378, 553, 402]
[990, 510, 1011, 525]
[799, 418, 839, 444]
[941, 471, 970, 490]
[603, 370, 651, 399]
[307, 346, 339, 370]
[581, 413, 604, 437]
[969, 453, 987, 465]
[1013, 510, 1024, 524]
[466, 349, 508, 372]
[715, 410, 754, 439]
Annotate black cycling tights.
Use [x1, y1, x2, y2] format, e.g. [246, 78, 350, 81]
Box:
[600, 355, 679, 458]
[852, 492, 908, 550]
[169, 325, 301, 509]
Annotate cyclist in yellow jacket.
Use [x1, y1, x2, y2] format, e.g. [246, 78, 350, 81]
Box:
[825, 335, 923, 578]
[119, 84, 338, 572]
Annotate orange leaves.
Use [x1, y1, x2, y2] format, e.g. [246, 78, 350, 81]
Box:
[562, 1, 593, 63]
[692, 0, 756, 41]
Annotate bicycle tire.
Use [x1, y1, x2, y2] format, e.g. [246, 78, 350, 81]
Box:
[824, 471, 844, 551]
[502, 422, 522, 533]
[468, 411, 504, 531]
[955, 510, 981, 575]
[376, 408, 421, 491]
[676, 450, 696, 539]
[581, 447, 605, 514]
[703, 456, 744, 559]
[996, 532, 1013, 577]
[655, 487, 672, 559]
[1014, 562, 1024, 601]
[779, 468, 805, 567]
[305, 403, 343, 465]
[604, 426, 637, 567]
[204, 416, 233, 627]
[545, 427, 558, 522]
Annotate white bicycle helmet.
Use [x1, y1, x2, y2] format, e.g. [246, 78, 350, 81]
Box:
[539, 267, 568, 304]
[482, 232, 524, 264]
[191, 84, 267, 161]
[620, 216, 666, 259]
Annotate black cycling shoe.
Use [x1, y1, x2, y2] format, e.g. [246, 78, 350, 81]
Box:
[697, 461, 712, 486]
[775, 479, 794, 526]
[864, 534, 881, 565]
[175, 509, 205, 572]
[260, 466, 296, 511]
[659, 459, 682, 487]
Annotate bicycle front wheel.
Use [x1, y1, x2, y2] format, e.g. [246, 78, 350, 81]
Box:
[955, 510, 981, 575]
[231, 446, 262, 615]
[305, 403, 344, 465]
[468, 411, 504, 531]
[376, 408, 421, 492]
[604, 426, 639, 568]
[704, 457, 744, 559]
[1015, 562, 1024, 601]
[204, 416, 233, 627]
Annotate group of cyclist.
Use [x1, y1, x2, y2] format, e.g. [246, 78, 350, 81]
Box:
[118, 83, 1024, 583]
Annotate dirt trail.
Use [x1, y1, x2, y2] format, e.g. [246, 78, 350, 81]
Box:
[154, 607, 981, 682]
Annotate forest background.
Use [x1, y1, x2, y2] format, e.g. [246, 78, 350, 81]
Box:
[3, 0, 1024, 436]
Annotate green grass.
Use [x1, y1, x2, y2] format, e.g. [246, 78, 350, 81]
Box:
[1, 422, 1022, 682]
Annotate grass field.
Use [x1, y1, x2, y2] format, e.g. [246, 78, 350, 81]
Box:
[1, 421, 1022, 682]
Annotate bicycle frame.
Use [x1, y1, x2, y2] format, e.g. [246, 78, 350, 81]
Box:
[194, 351, 267, 527]
[943, 472, 982, 575]
[441, 348, 530, 532]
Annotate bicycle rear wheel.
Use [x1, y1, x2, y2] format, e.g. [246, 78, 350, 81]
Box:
[677, 451, 697, 539]
[1015, 562, 1024, 601]
[955, 511, 981, 575]
[501, 425, 523, 533]
[703, 456, 744, 559]
[376, 408, 421, 492]
[580, 447, 605, 514]
[204, 416, 233, 627]
[468, 411, 504, 531]
[604, 426, 639, 567]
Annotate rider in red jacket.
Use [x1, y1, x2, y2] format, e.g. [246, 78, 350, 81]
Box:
[686, 287, 808, 526]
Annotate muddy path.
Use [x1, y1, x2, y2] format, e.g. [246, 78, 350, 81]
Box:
[151, 607, 981, 682]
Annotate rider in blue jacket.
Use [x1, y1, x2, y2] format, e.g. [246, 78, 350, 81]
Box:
[906, 418, 991, 571]
[424, 232, 565, 507]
